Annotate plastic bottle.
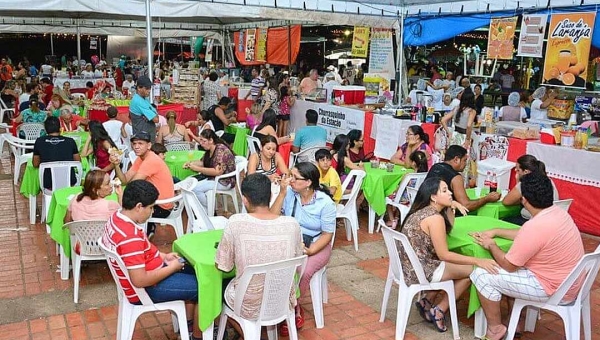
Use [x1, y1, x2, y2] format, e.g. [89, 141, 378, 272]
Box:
[484, 171, 492, 190]
[574, 129, 583, 149]
[494, 106, 499, 122]
[489, 172, 498, 193]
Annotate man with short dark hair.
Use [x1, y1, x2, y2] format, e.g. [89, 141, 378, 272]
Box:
[243, 67, 265, 101]
[103, 106, 124, 149]
[19, 93, 46, 112]
[291, 109, 327, 153]
[207, 96, 236, 144]
[129, 75, 159, 143]
[470, 172, 584, 340]
[102, 180, 202, 339]
[425, 145, 500, 212]
[33, 116, 81, 189]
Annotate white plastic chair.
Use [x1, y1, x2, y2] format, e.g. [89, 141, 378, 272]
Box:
[17, 123, 45, 140]
[206, 156, 246, 216]
[215, 130, 225, 137]
[554, 199, 574, 212]
[165, 141, 194, 152]
[145, 194, 186, 238]
[38, 161, 83, 224]
[5, 135, 34, 185]
[246, 135, 261, 157]
[309, 225, 337, 329]
[504, 245, 600, 340]
[178, 179, 228, 233]
[216, 255, 308, 340]
[99, 240, 189, 340]
[288, 146, 322, 168]
[122, 150, 137, 172]
[379, 224, 460, 340]
[377, 173, 428, 233]
[336, 170, 366, 251]
[65, 220, 106, 303]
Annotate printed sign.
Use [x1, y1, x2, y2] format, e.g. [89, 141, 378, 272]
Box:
[90, 37, 97, 50]
[487, 17, 518, 60]
[256, 27, 268, 62]
[517, 14, 547, 57]
[543, 12, 596, 88]
[316, 104, 365, 143]
[351, 27, 370, 58]
[245, 29, 257, 62]
[368, 28, 395, 82]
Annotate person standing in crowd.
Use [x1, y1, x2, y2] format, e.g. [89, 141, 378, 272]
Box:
[277, 85, 295, 137]
[299, 69, 322, 96]
[0, 57, 13, 88]
[499, 92, 527, 122]
[207, 97, 236, 144]
[202, 71, 222, 111]
[103, 106, 125, 149]
[243, 67, 265, 102]
[128, 75, 159, 143]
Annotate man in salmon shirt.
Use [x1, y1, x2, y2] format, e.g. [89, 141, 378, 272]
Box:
[110, 131, 174, 239]
[470, 172, 584, 340]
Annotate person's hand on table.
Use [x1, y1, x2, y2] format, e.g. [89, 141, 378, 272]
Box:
[451, 200, 469, 215]
[472, 232, 497, 250]
[475, 258, 500, 274]
[484, 192, 502, 203]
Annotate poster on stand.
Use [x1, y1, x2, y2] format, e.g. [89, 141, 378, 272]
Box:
[316, 104, 365, 143]
[351, 27, 370, 58]
[542, 12, 595, 88]
[244, 29, 257, 62]
[487, 17, 517, 59]
[256, 27, 268, 62]
[517, 14, 547, 57]
[368, 28, 395, 81]
[205, 39, 214, 62]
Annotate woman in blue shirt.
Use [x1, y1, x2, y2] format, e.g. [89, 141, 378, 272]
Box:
[271, 161, 336, 334]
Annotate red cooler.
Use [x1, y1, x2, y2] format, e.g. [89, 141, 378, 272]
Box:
[350, 86, 366, 104]
[333, 86, 354, 104]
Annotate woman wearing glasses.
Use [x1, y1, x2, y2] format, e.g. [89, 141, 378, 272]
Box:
[347, 129, 372, 162]
[271, 162, 336, 336]
[390, 125, 433, 169]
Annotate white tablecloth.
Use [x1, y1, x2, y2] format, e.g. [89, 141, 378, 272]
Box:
[53, 78, 116, 89]
[526, 142, 600, 188]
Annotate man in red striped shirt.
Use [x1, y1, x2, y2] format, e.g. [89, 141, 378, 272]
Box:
[102, 180, 203, 339]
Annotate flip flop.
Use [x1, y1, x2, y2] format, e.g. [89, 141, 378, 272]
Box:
[414, 297, 433, 323]
[428, 305, 448, 332]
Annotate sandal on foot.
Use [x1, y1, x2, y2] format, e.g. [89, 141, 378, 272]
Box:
[481, 325, 507, 340]
[414, 297, 433, 323]
[428, 306, 448, 332]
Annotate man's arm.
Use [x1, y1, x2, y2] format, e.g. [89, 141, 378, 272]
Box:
[487, 243, 519, 272]
[215, 108, 230, 127]
[451, 175, 500, 212]
[32, 155, 41, 168]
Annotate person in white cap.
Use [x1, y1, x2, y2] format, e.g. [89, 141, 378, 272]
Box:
[529, 86, 556, 121]
[322, 72, 339, 102]
[326, 65, 343, 84]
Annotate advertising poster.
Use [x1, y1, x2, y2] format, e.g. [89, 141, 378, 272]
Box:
[487, 17, 518, 59]
[90, 37, 97, 50]
[256, 27, 268, 62]
[244, 28, 257, 62]
[368, 28, 395, 82]
[316, 104, 365, 143]
[517, 14, 547, 57]
[543, 12, 596, 88]
[351, 26, 370, 58]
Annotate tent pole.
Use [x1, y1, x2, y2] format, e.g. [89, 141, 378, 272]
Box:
[222, 28, 226, 66]
[50, 34, 54, 56]
[397, 13, 405, 104]
[76, 22, 81, 67]
[288, 24, 292, 73]
[145, 0, 153, 79]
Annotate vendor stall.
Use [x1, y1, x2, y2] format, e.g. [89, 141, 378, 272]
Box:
[54, 78, 116, 89]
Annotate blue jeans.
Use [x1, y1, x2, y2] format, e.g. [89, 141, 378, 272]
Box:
[145, 269, 198, 303]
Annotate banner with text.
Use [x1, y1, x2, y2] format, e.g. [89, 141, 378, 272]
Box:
[256, 27, 268, 62]
[368, 28, 395, 81]
[487, 17, 518, 59]
[351, 26, 370, 58]
[517, 14, 548, 57]
[543, 12, 596, 88]
[316, 104, 365, 143]
[244, 29, 257, 62]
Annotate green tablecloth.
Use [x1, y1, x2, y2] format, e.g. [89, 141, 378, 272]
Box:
[447, 216, 519, 317]
[226, 125, 250, 156]
[466, 188, 521, 219]
[172, 230, 236, 331]
[63, 131, 89, 150]
[19, 158, 90, 198]
[106, 99, 131, 107]
[362, 164, 413, 215]
[164, 150, 205, 179]
[46, 186, 118, 258]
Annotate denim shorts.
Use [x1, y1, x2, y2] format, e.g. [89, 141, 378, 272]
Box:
[145, 267, 198, 303]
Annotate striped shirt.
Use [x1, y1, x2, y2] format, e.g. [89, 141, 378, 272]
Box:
[102, 211, 162, 303]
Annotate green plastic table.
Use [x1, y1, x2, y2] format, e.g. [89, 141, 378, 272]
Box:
[466, 188, 521, 219]
[164, 150, 205, 179]
[20, 158, 90, 198]
[447, 216, 519, 317]
[62, 131, 89, 150]
[226, 125, 250, 156]
[106, 99, 131, 107]
[172, 230, 236, 331]
[46, 186, 118, 259]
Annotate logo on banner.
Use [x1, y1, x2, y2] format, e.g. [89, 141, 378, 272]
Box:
[487, 17, 517, 60]
[351, 27, 370, 58]
[543, 12, 596, 88]
[517, 15, 547, 58]
[256, 28, 268, 62]
[245, 29, 257, 62]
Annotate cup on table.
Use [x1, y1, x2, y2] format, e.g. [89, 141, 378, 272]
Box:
[474, 187, 482, 197]
[386, 163, 395, 172]
[187, 150, 195, 161]
[370, 159, 380, 169]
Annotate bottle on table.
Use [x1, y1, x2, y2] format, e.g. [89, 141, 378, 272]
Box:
[489, 172, 498, 193]
[484, 171, 492, 191]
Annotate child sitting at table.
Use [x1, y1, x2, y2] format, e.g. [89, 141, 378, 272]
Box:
[315, 148, 342, 203]
[151, 143, 180, 184]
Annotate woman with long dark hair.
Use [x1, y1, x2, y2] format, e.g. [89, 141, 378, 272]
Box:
[253, 108, 290, 145]
[397, 177, 497, 333]
[247, 135, 289, 181]
[331, 134, 363, 180]
[277, 85, 295, 137]
[271, 162, 336, 335]
[82, 120, 118, 172]
[184, 129, 236, 209]
[441, 89, 477, 148]
[347, 129, 372, 162]
[390, 125, 433, 169]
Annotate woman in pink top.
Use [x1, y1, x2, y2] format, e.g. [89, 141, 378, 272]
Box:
[64, 170, 121, 223]
[390, 125, 433, 169]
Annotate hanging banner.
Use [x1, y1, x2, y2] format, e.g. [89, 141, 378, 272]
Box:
[517, 15, 548, 57]
[487, 17, 517, 60]
[543, 12, 596, 88]
[205, 39, 214, 62]
[351, 26, 370, 58]
[316, 104, 365, 143]
[368, 28, 395, 82]
[244, 28, 257, 62]
[256, 27, 268, 62]
[192, 36, 204, 61]
[90, 37, 97, 50]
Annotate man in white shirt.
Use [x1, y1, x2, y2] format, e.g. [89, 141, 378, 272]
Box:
[40, 62, 53, 78]
[19, 83, 37, 104]
[322, 72, 340, 102]
[122, 74, 135, 94]
[326, 65, 343, 84]
[103, 106, 125, 149]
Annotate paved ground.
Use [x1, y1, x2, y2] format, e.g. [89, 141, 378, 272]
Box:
[0, 147, 599, 340]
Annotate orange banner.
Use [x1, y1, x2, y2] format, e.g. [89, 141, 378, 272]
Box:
[234, 25, 301, 66]
[543, 12, 596, 88]
[487, 17, 517, 60]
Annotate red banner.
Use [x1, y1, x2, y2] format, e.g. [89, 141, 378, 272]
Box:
[234, 25, 301, 66]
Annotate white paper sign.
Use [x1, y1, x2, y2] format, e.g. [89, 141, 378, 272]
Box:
[316, 104, 365, 143]
[517, 14, 548, 57]
[368, 28, 395, 76]
[371, 115, 419, 159]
